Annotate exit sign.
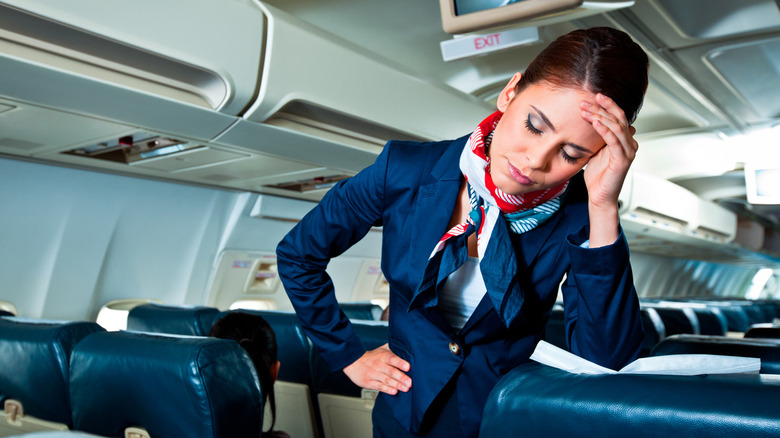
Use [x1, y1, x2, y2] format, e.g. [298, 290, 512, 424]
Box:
[440, 27, 540, 62]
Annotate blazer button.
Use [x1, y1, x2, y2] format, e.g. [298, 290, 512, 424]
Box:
[449, 341, 461, 355]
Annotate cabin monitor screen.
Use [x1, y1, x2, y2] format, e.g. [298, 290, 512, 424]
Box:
[455, 0, 530, 16]
[440, 0, 582, 34]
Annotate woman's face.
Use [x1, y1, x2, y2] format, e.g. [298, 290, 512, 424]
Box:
[488, 75, 605, 196]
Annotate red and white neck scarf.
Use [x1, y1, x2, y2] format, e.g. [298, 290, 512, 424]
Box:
[430, 111, 569, 260]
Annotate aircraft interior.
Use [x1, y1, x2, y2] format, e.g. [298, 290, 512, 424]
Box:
[2, 0, 780, 437]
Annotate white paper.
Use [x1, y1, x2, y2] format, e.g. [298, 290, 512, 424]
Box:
[530, 341, 761, 375]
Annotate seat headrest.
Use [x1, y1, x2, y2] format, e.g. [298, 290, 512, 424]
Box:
[70, 331, 263, 438]
[745, 323, 780, 339]
[213, 310, 312, 385]
[339, 302, 383, 321]
[126, 303, 219, 336]
[650, 334, 780, 374]
[481, 362, 780, 438]
[0, 318, 104, 425]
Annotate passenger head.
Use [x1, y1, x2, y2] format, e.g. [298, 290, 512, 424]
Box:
[488, 27, 649, 196]
[514, 27, 649, 125]
[209, 312, 281, 432]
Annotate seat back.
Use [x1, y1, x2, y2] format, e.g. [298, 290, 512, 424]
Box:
[481, 362, 780, 438]
[650, 307, 699, 336]
[339, 303, 383, 321]
[690, 307, 728, 336]
[126, 303, 219, 336]
[212, 309, 319, 438]
[707, 303, 751, 332]
[69, 330, 263, 438]
[314, 322, 387, 438]
[639, 308, 665, 356]
[650, 334, 780, 374]
[744, 323, 780, 339]
[0, 318, 103, 435]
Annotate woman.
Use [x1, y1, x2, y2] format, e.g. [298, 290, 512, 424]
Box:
[209, 312, 290, 438]
[277, 27, 648, 438]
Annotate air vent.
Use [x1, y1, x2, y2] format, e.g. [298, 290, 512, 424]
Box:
[64, 132, 202, 164]
[266, 175, 349, 193]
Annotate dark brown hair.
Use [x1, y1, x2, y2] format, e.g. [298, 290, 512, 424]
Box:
[516, 27, 649, 124]
[209, 312, 279, 435]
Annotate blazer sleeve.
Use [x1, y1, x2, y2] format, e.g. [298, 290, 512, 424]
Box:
[276, 144, 390, 372]
[560, 225, 644, 369]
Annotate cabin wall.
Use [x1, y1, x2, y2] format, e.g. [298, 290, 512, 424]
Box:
[0, 157, 381, 321]
[2, 156, 776, 322]
[630, 252, 764, 298]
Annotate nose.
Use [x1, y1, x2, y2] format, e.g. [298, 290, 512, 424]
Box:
[525, 143, 554, 170]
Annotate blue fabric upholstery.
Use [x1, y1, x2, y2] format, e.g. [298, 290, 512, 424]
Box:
[650, 334, 780, 374]
[69, 330, 262, 438]
[339, 302, 383, 321]
[311, 322, 388, 397]
[690, 307, 728, 335]
[480, 362, 780, 438]
[711, 304, 751, 332]
[0, 318, 104, 425]
[545, 306, 666, 357]
[126, 303, 219, 336]
[639, 308, 665, 356]
[745, 323, 780, 339]
[650, 307, 699, 336]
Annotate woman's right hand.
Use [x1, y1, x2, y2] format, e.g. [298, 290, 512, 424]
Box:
[343, 343, 412, 395]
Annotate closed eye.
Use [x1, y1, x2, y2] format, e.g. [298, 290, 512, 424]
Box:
[560, 148, 579, 164]
[525, 114, 543, 135]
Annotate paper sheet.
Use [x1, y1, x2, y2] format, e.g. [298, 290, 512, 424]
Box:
[530, 340, 761, 375]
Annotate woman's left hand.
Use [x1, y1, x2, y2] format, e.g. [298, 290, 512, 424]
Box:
[579, 93, 638, 210]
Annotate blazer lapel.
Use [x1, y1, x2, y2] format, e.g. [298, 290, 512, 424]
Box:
[407, 138, 465, 309]
[461, 202, 568, 332]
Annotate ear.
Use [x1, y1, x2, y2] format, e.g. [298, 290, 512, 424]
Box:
[496, 72, 523, 113]
[270, 360, 281, 383]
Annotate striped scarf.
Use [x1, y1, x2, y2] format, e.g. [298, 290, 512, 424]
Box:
[430, 111, 569, 260]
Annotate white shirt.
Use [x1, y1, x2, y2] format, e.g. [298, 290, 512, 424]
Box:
[439, 257, 487, 330]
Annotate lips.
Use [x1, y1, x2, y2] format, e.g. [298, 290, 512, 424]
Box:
[508, 162, 534, 185]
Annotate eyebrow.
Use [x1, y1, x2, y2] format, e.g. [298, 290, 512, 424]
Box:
[531, 105, 592, 154]
[531, 105, 556, 132]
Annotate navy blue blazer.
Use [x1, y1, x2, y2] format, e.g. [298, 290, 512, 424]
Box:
[276, 135, 644, 437]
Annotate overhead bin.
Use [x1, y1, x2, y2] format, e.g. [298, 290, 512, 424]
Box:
[238, 2, 492, 147]
[618, 171, 741, 261]
[0, 0, 265, 114]
[0, 0, 492, 199]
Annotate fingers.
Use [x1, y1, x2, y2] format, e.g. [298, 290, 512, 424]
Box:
[343, 345, 412, 396]
[580, 94, 638, 159]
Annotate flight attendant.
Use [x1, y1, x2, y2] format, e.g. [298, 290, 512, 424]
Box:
[277, 27, 648, 438]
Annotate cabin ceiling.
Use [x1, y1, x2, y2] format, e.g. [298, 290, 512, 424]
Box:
[1, 0, 780, 223]
[263, 0, 780, 224]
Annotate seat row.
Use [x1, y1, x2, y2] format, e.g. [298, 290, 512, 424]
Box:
[123, 303, 388, 438]
[0, 316, 263, 438]
[544, 299, 780, 357]
[489, 301, 780, 437]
